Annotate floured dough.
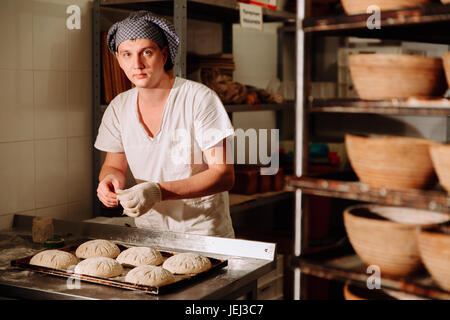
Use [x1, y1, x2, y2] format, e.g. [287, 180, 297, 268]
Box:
[74, 257, 123, 278]
[75, 239, 120, 259]
[125, 265, 175, 287]
[162, 252, 212, 274]
[116, 246, 163, 267]
[30, 250, 78, 270]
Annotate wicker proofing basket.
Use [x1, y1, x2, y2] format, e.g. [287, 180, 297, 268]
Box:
[417, 225, 450, 291]
[345, 134, 438, 190]
[344, 204, 450, 276]
[430, 145, 450, 193]
[349, 54, 446, 100]
[341, 0, 431, 15]
[443, 53, 450, 88]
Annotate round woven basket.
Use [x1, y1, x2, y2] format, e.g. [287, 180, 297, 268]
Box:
[443, 53, 450, 88]
[344, 205, 450, 277]
[442, 0, 450, 4]
[345, 134, 438, 190]
[417, 225, 450, 291]
[341, 0, 431, 15]
[349, 54, 446, 100]
[430, 145, 450, 193]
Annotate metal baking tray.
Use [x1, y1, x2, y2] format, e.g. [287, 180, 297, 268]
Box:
[10, 240, 228, 295]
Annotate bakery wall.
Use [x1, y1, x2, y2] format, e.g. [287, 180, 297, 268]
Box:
[0, 0, 94, 229]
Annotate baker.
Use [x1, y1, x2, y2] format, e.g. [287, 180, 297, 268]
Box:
[94, 11, 235, 238]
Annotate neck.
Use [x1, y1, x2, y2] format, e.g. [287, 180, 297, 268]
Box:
[137, 73, 175, 105]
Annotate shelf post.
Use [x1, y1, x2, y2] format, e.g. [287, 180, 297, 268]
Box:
[294, 0, 306, 301]
[92, 0, 102, 217]
[174, 0, 187, 78]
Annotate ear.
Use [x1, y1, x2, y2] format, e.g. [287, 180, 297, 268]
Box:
[162, 46, 169, 63]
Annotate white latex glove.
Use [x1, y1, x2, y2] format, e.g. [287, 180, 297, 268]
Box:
[116, 182, 162, 218]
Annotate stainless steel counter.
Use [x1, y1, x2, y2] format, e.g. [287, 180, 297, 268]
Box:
[0, 215, 276, 300]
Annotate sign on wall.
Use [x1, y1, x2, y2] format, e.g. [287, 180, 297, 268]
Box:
[239, 3, 263, 31]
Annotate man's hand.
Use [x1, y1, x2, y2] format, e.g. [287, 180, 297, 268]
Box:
[116, 182, 162, 217]
[97, 174, 125, 208]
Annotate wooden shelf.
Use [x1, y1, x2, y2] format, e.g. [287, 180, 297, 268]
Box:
[100, 0, 296, 23]
[286, 176, 450, 215]
[225, 102, 294, 113]
[229, 190, 294, 215]
[309, 98, 450, 116]
[302, 4, 450, 44]
[293, 254, 450, 300]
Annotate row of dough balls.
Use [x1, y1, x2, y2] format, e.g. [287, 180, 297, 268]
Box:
[29, 239, 212, 287]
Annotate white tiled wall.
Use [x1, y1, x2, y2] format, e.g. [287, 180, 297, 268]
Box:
[0, 0, 94, 228]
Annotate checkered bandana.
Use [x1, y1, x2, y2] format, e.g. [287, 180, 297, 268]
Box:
[107, 11, 179, 70]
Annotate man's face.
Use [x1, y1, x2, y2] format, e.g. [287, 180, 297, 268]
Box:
[115, 38, 168, 88]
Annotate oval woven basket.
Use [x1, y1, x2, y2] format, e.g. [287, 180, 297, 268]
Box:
[341, 0, 431, 15]
[430, 144, 450, 193]
[345, 134, 438, 190]
[349, 54, 446, 100]
[344, 205, 450, 277]
[443, 53, 450, 88]
[417, 225, 450, 291]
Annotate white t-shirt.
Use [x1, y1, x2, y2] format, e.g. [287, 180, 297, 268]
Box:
[95, 77, 235, 238]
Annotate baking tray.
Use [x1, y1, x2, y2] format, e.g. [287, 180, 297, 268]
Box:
[10, 240, 228, 295]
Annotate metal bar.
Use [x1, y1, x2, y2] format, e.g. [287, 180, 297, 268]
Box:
[286, 176, 450, 215]
[92, 0, 102, 217]
[174, 0, 187, 78]
[294, 0, 306, 302]
[309, 98, 450, 116]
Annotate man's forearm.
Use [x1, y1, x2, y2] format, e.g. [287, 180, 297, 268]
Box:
[99, 165, 126, 183]
[158, 167, 234, 201]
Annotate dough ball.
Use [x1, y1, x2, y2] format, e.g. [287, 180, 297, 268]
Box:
[116, 246, 163, 267]
[75, 239, 120, 259]
[162, 252, 212, 274]
[74, 257, 123, 278]
[125, 265, 175, 287]
[30, 250, 78, 270]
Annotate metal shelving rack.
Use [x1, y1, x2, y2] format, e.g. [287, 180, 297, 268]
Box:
[92, 1, 297, 221]
[292, 1, 450, 300]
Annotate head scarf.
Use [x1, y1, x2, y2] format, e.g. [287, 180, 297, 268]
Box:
[107, 11, 179, 70]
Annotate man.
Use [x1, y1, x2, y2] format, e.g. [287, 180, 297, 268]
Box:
[95, 11, 235, 238]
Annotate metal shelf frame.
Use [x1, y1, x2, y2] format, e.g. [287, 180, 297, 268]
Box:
[100, 0, 296, 22]
[294, 1, 450, 300]
[309, 98, 450, 116]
